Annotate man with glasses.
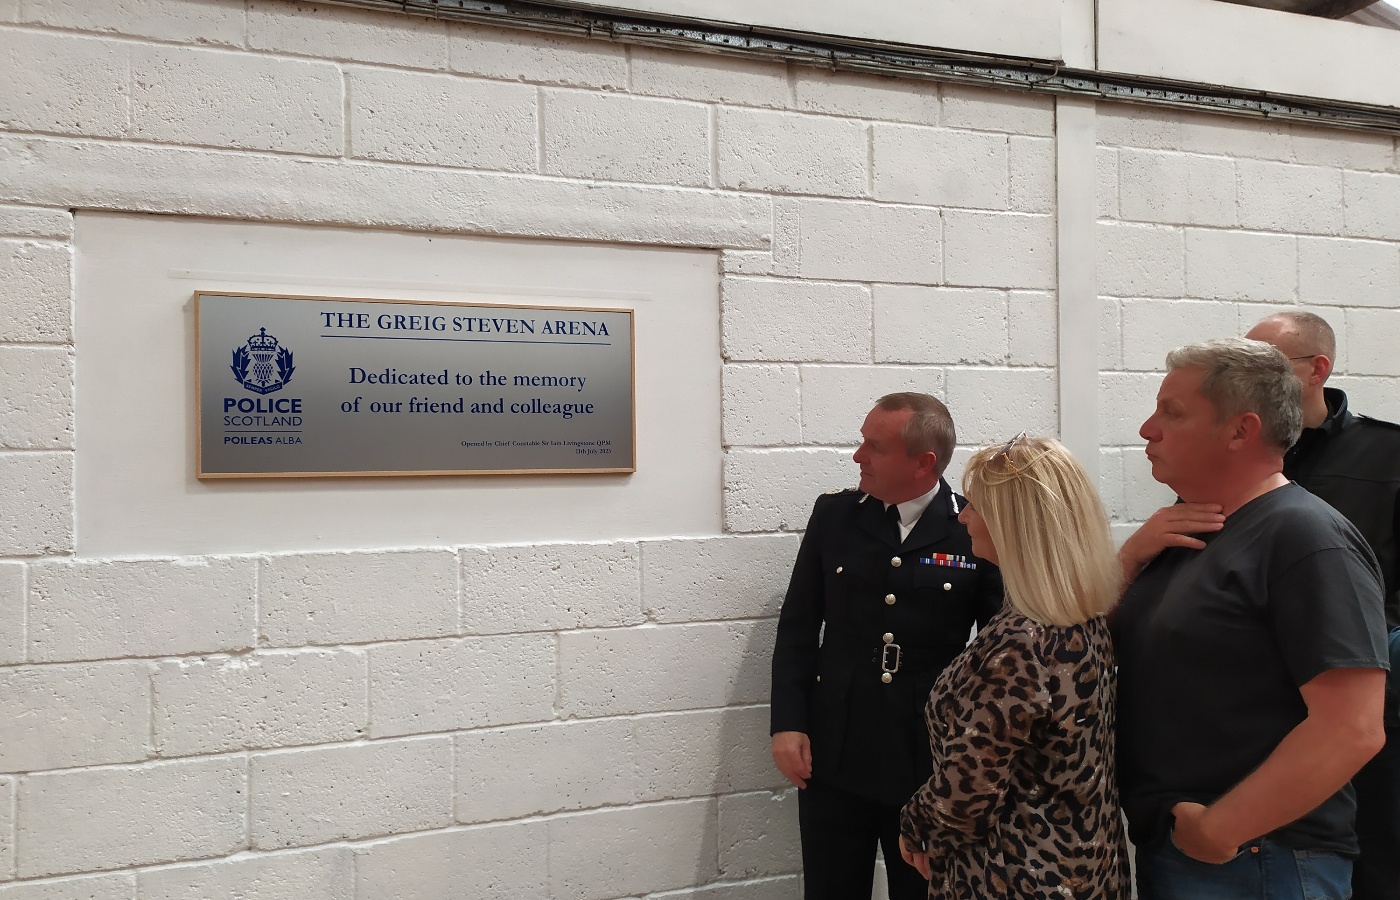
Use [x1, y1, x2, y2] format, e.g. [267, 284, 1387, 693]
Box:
[1246, 311, 1400, 900]
[1115, 338, 1388, 900]
[769, 392, 1003, 900]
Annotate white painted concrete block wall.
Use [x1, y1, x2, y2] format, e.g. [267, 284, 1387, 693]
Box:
[0, 2, 1396, 898]
[1096, 105, 1400, 538]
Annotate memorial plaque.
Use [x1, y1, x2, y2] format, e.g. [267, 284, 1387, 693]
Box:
[196, 292, 635, 477]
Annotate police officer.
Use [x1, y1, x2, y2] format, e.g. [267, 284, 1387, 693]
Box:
[1247, 312, 1400, 900]
[770, 392, 1003, 899]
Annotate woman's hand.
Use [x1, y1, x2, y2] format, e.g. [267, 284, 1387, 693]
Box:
[898, 835, 932, 880]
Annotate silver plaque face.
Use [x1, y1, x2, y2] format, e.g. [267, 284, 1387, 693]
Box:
[196, 292, 635, 478]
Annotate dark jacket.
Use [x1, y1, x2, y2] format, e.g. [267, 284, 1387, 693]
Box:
[1285, 388, 1400, 630]
[770, 480, 1003, 804]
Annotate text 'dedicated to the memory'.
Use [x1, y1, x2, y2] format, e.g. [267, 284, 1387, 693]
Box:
[196, 292, 635, 478]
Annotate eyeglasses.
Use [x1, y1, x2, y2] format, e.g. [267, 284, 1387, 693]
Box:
[1288, 355, 1318, 362]
[994, 431, 1027, 460]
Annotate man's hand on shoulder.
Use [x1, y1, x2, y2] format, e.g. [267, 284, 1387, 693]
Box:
[1119, 503, 1225, 583]
[771, 731, 812, 789]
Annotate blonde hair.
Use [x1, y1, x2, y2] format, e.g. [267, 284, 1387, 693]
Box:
[963, 436, 1121, 627]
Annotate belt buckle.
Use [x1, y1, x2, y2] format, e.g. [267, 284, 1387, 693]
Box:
[881, 643, 902, 674]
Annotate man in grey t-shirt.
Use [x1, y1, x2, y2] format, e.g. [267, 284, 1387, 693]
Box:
[1115, 338, 1389, 900]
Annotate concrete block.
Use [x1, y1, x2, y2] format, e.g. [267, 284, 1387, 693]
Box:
[448, 22, 626, 89]
[946, 369, 1057, 444]
[354, 822, 549, 900]
[1008, 291, 1057, 367]
[650, 876, 801, 900]
[1344, 171, 1400, 241]
[153, 649, 368, 756]
[0, 661, 149, 772]
[1291, 125, 1395, 172]
[557, 621, 774, 717]
[368, 635, 555, 737]
[460, 542, 642, 633]
[1123, 446, 1178, 520]
[633, 707, 786, 800]
[0, 136, 771, 250]
[1100, 297, 1124, 371]
[0, 347, 72, 449]
[0, 452, 71, 556]
[0, 206, 71, 240]
[0, 776, 10, 880]
[641, 534, 800, 624]
[722, 278, 871, 363]
[548, 800, 719, 900]
[792, 70, 939, 126]
[131, 46, 342, 156]
[29, 557, 253, 663]
[259, 549, 456, 647]
[349, 68, 536, 172]
[1238, 161, 1344, 236]
[872, 125, 1007, 210]
[724, 448, 855, 533]
[0, 31, 128, 138]
[248, 0, 446, 69]
[1118, 149, 1237, 227]
[455, 719, 634, 822]
[1096, 222, 1185, 298]
[720, 250, 776, 277]
[139, 847, 353, 900]
[794, 200, 941, 284]
[542, 91, 710, 186]
[873, 285, 1008, 364]
[718, 790, 799, 879]
[1185, 229, 1296, 303]
[1298, 237, 1400, 308]
[1100, 372, 1161, 446]
[1331, 375, 1400, 422]
[1098, 147, 1120, 219]
[944, 211, 1055, 290]
[1121, 299, 1240, 372]
[799, 365, 947, 447]
[1097, 448, 1128, 522]
[1009, 136, 1055, 214]
[1347, 308, 1400, 376]
[722, 365, 802, 446]
[0, 0, 14, 21]
[719, 108, 868, 198]
[1176, 110, 1292, 163]
[770, 198, 800, 276]
[17, 758, 245, 877]
[0, 874, 134, 900]
[251, 737, 452, 849]
[941, 84, 1055, 136]
[632, 46, 789, 108]
[0, 240, 72, 343]
[1096, 104, 1182, 152]
[23, 0, 245, 46]
[0, 563, 20, 665]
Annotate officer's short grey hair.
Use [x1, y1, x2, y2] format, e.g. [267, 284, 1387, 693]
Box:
[1258, 310, 1337, 361]
[1166, 338, 1303, 452]
[875, 392, 956, 475]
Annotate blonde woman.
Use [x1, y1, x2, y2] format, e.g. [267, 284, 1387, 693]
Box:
[898, 435, 1130, 899]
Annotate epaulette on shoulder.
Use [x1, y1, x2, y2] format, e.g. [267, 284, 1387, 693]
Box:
[822, 486, 861, 496]
[1358, 415, 1400, 434]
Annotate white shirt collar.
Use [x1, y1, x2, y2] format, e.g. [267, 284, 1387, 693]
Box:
[885, 482, 941, 531]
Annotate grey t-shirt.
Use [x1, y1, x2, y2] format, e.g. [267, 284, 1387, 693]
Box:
[1116, 483, 1388, 855]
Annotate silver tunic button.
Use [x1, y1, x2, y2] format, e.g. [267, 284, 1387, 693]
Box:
[881, 672, 893, 684]
[891, 556, 902, 567]
[816, 675, 821, 683]
[882, 633, 894, 644]
[884, 593, 896, 605]
[943, 582, 952, 591]
[836, 566, 843, 574]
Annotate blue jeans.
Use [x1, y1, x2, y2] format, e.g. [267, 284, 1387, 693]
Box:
[1137, 835, 1352, 900]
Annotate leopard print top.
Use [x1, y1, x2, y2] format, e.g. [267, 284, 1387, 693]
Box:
[899, 608, 1131, 899]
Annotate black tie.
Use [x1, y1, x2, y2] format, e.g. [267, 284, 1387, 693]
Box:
[886, 503, 902, 542]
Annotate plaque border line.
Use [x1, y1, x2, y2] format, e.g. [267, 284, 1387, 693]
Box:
[194, 290, 637, 479]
